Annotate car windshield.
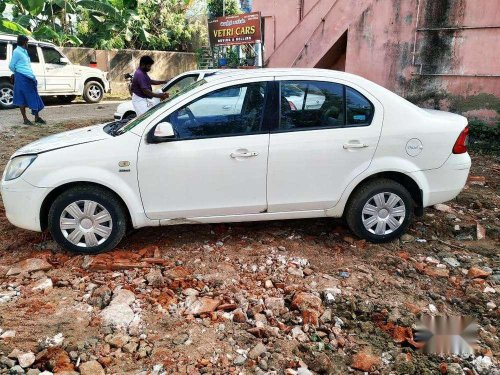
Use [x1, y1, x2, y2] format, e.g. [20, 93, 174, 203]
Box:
[111, 78, 208, 136]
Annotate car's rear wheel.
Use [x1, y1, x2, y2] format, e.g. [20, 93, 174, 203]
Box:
[345, 179, 413, 243]
[48, 186, 127, 254]
[0, 82, 15, 109]
[83, 81, 104, 103]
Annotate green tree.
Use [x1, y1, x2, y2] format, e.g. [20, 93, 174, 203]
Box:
[207, 0, 240, 19]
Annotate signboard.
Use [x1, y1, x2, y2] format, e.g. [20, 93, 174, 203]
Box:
[208, 12, 262, 47]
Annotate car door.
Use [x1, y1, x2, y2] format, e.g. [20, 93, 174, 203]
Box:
[41, 46, 75, 92]
[267, 78, 383, 212]
[137, 79, 271, 220]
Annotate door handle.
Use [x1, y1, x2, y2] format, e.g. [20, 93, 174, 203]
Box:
[230, 151, 259, 158]
[343, 142, 369, 149]
[222, 105, 232, 110]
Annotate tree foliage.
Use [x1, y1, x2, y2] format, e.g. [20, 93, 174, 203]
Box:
[0, 0, 207, 51]
[207, 0, 240, 19]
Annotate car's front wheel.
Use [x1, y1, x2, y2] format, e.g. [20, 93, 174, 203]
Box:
[82, 80, 104, 103]
[0, 81, 15, 109]
[48, 186, 127, 254]
[345, 179, 414, 243]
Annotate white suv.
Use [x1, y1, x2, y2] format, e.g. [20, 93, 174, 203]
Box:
[0, 34, 110, 109]
[1, 69, 471, 254]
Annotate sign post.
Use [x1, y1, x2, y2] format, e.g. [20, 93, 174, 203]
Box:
[208, 12, 263, 67]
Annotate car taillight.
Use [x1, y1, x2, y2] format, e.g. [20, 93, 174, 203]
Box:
[452, 126, 469, 154]
[288, 100, 297, 111]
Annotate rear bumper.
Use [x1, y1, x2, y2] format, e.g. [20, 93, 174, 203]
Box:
[0, 178, 49, 232]
[410, 153, 471, 207]
[114, 112, 123, 120]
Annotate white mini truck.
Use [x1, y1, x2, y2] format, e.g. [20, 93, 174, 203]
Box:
[1, 69, 471, 254]
[0, 34, 110, 109]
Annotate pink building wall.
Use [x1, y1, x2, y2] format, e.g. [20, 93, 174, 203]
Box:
[253, 0, 500, 123]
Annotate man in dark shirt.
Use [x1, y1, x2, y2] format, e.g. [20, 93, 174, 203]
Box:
[131, 55, 169, 116]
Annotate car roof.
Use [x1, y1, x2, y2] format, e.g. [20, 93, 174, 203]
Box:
[0, 33, 56, 47]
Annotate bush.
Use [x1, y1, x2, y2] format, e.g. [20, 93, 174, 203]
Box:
[468, 119, 500, 154]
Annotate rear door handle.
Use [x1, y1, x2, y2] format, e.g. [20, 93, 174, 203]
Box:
[222, 105, 232, 110]
[343, 142, 369, 149]
[230, 151, 259, 158]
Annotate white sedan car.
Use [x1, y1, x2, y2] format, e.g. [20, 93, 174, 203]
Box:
[1, 68, 471, 254]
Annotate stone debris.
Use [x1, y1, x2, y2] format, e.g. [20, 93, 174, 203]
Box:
[6, 258, 52, 276]
[100, 289, 137, 331]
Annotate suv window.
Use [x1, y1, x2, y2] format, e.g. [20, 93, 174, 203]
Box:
[0, 42, 7, 60]
[13, 44, 40, 63]
[346, 87, 374, 126]
[168, 82, 267, 140]
[280, 81, 344, 130]
[41, 46, 64, 64]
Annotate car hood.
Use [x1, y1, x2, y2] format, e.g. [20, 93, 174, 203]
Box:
[12, 124, 109, 157]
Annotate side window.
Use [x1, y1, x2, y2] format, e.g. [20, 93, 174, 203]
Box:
[13, 44, 39, 62]
[346, 87, 374, 126]
[27, 45, 40, 63]
[42, 46, 64, 64]
[168, 82, 267, 140]
[280, 81, 344, 130]
[0, 42, 7, 60]
[164, 75, 197, 95]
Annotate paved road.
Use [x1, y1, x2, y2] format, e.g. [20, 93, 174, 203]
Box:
[0, 100, 125, 131]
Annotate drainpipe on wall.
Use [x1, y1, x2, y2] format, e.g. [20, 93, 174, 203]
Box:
[412, 0, 421, 66]
[297, 0, 304, 22]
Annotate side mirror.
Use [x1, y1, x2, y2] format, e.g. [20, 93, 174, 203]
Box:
[148, 121, 176, 143]
[59, 57, 70, 64]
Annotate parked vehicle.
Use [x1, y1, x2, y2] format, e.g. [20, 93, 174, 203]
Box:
[0, 34, 110, 109]
[114, 69, 325, 120]
[1, 68, 471, 254]
[114, 69, 220, 121]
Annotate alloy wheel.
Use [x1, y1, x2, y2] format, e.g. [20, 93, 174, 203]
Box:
[361, 192, 406, 235]
[59, 200, 113, 247]
[0, 87, 13, 106]
[88, 84, 102, 100]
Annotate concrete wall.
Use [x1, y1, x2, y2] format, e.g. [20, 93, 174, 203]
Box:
[253, 0, 500, 124]
[62, 47, 197, 95]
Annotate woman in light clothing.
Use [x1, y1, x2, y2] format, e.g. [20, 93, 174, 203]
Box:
[131, 56, 169, 116]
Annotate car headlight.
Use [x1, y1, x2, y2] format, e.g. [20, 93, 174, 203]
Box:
[4, 155, 37, 181]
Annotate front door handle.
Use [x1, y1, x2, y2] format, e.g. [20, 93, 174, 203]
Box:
[343, 142, 369, 149]
[222, 105, 232, 110]
[230, 150, 259, 158]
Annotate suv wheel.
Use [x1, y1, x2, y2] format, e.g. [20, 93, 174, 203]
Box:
[345, 179, 414, 243]
[0, 82, 15, 109]
[48, 186, 127, 254]
[83, 81, 104, 103]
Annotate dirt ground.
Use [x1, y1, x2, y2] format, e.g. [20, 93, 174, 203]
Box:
[0, 121, 498, 375]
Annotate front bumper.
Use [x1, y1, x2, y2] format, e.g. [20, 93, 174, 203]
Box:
[1, 178, 50, 232]
[103, 79, 111, 93]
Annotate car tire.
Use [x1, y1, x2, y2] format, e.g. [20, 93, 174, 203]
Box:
[345, 179, 414, 243]
[82, 80, 104, 103]
[0, 81, 15, 109]
[48, 185, 127, 254]
[124, 111, 136, 120]
[57, 95, 77, 104]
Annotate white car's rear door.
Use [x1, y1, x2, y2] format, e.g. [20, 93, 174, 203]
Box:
[267, 77, 383, 212]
